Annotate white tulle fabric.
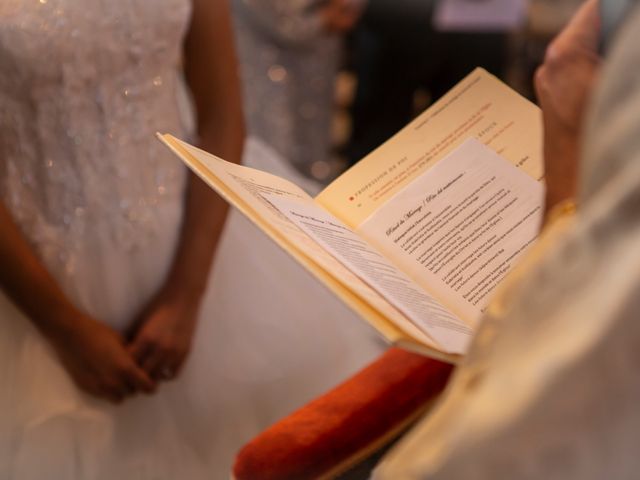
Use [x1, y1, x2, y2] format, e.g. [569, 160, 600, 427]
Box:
[0, 2, 383, 478]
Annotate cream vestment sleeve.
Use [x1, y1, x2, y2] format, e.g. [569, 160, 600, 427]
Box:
[374, 6, 640, 479]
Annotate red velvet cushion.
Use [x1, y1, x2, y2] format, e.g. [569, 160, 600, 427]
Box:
[233, 348, 454, 479]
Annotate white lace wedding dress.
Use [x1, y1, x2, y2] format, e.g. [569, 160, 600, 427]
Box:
[0, 1, 383, 478]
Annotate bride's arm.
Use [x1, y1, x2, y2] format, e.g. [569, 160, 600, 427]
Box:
[0, 201, 154, 402]
[127, 0, 245, 381]
[172, 0, 245, 293]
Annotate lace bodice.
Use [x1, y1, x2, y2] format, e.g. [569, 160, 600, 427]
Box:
[0, 0, 191, 279]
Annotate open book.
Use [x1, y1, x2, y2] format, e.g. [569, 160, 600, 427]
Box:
[158, 68, 544, 364]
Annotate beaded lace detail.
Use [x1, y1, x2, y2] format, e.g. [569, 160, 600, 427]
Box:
[0, 0, 191, 276]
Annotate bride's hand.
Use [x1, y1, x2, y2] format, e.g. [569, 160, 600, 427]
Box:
[0, 201, 155, 404]
[127, 289, 199, 382]
[50, 315, 156, 403]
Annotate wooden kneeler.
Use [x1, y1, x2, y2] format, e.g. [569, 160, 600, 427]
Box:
[233, 348, 454, 479]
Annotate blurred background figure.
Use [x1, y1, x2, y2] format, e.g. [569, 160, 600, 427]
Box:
[339, 0, 585, 174]
[343, 0, 512, 165]
[232, 0, 585, 184]
[232, 0, 366, 184]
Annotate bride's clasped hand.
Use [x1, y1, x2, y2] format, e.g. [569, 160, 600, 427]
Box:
[128, 284, 201, 385]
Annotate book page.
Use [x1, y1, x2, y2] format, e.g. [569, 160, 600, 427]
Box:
[158, 135, 446, 357]
[316, 68, 542, 229]
[266, 195, 473, 354]
[358, 139, 544, 326]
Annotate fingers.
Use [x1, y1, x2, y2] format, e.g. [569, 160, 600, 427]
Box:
[149, 351, 182, 383]
[129, 337, 167, 380]
[547, 0, 600, 61]
[92, 361, 156, 403]
[71, 365, 131, 404]
[96, 369, 155, 403]
[533, 65, 557, 119]
[139, 344, 167, 380]
[535, 0, 603, 132]
[125, 363, 157, 394]
[132, 338, 184, 382]
[60, 318, 161, 404]
[128, 337, 153, 366]
[126, 307, 196, 385]
[534, 0, 601, 219]
[150, 354, 174, 383]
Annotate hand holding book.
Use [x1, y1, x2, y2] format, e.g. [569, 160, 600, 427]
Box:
[158, 68, 544, 363]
